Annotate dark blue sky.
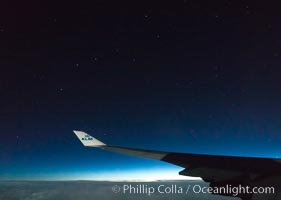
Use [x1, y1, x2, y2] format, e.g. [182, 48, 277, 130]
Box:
[1, 1, 281, 180]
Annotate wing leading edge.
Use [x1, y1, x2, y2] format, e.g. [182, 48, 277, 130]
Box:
[73, 130, 168, 160]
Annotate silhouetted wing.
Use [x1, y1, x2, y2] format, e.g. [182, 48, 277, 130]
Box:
[74, 130, 281, 182]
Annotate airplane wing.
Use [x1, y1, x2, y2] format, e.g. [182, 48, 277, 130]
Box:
[74, 130, 280, 199]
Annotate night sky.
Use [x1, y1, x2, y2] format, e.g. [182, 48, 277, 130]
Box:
[1, 1, 281, 180]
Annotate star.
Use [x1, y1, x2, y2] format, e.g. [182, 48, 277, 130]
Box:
[273, 53, 279, 57]
[91, 57, 98, 61]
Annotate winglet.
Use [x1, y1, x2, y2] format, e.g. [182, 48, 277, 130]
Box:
[73, 130, 106, 147]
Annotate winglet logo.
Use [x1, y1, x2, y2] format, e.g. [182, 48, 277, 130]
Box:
[82, 135, 93, 141]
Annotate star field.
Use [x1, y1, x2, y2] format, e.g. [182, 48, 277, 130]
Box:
[0, 1, 281, 180]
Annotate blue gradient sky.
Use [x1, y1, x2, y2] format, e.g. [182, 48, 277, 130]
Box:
[1, 124, 281, 180]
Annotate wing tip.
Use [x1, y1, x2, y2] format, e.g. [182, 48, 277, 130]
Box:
[73, 130, 106, 147]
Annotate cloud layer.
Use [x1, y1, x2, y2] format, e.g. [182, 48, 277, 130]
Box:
[0, 181, 238, 200]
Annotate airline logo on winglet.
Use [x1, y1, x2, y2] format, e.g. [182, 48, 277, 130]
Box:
[82, 135, 93, 141]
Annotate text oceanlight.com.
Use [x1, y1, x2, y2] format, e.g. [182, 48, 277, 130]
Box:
[112, 184, 275, 197]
